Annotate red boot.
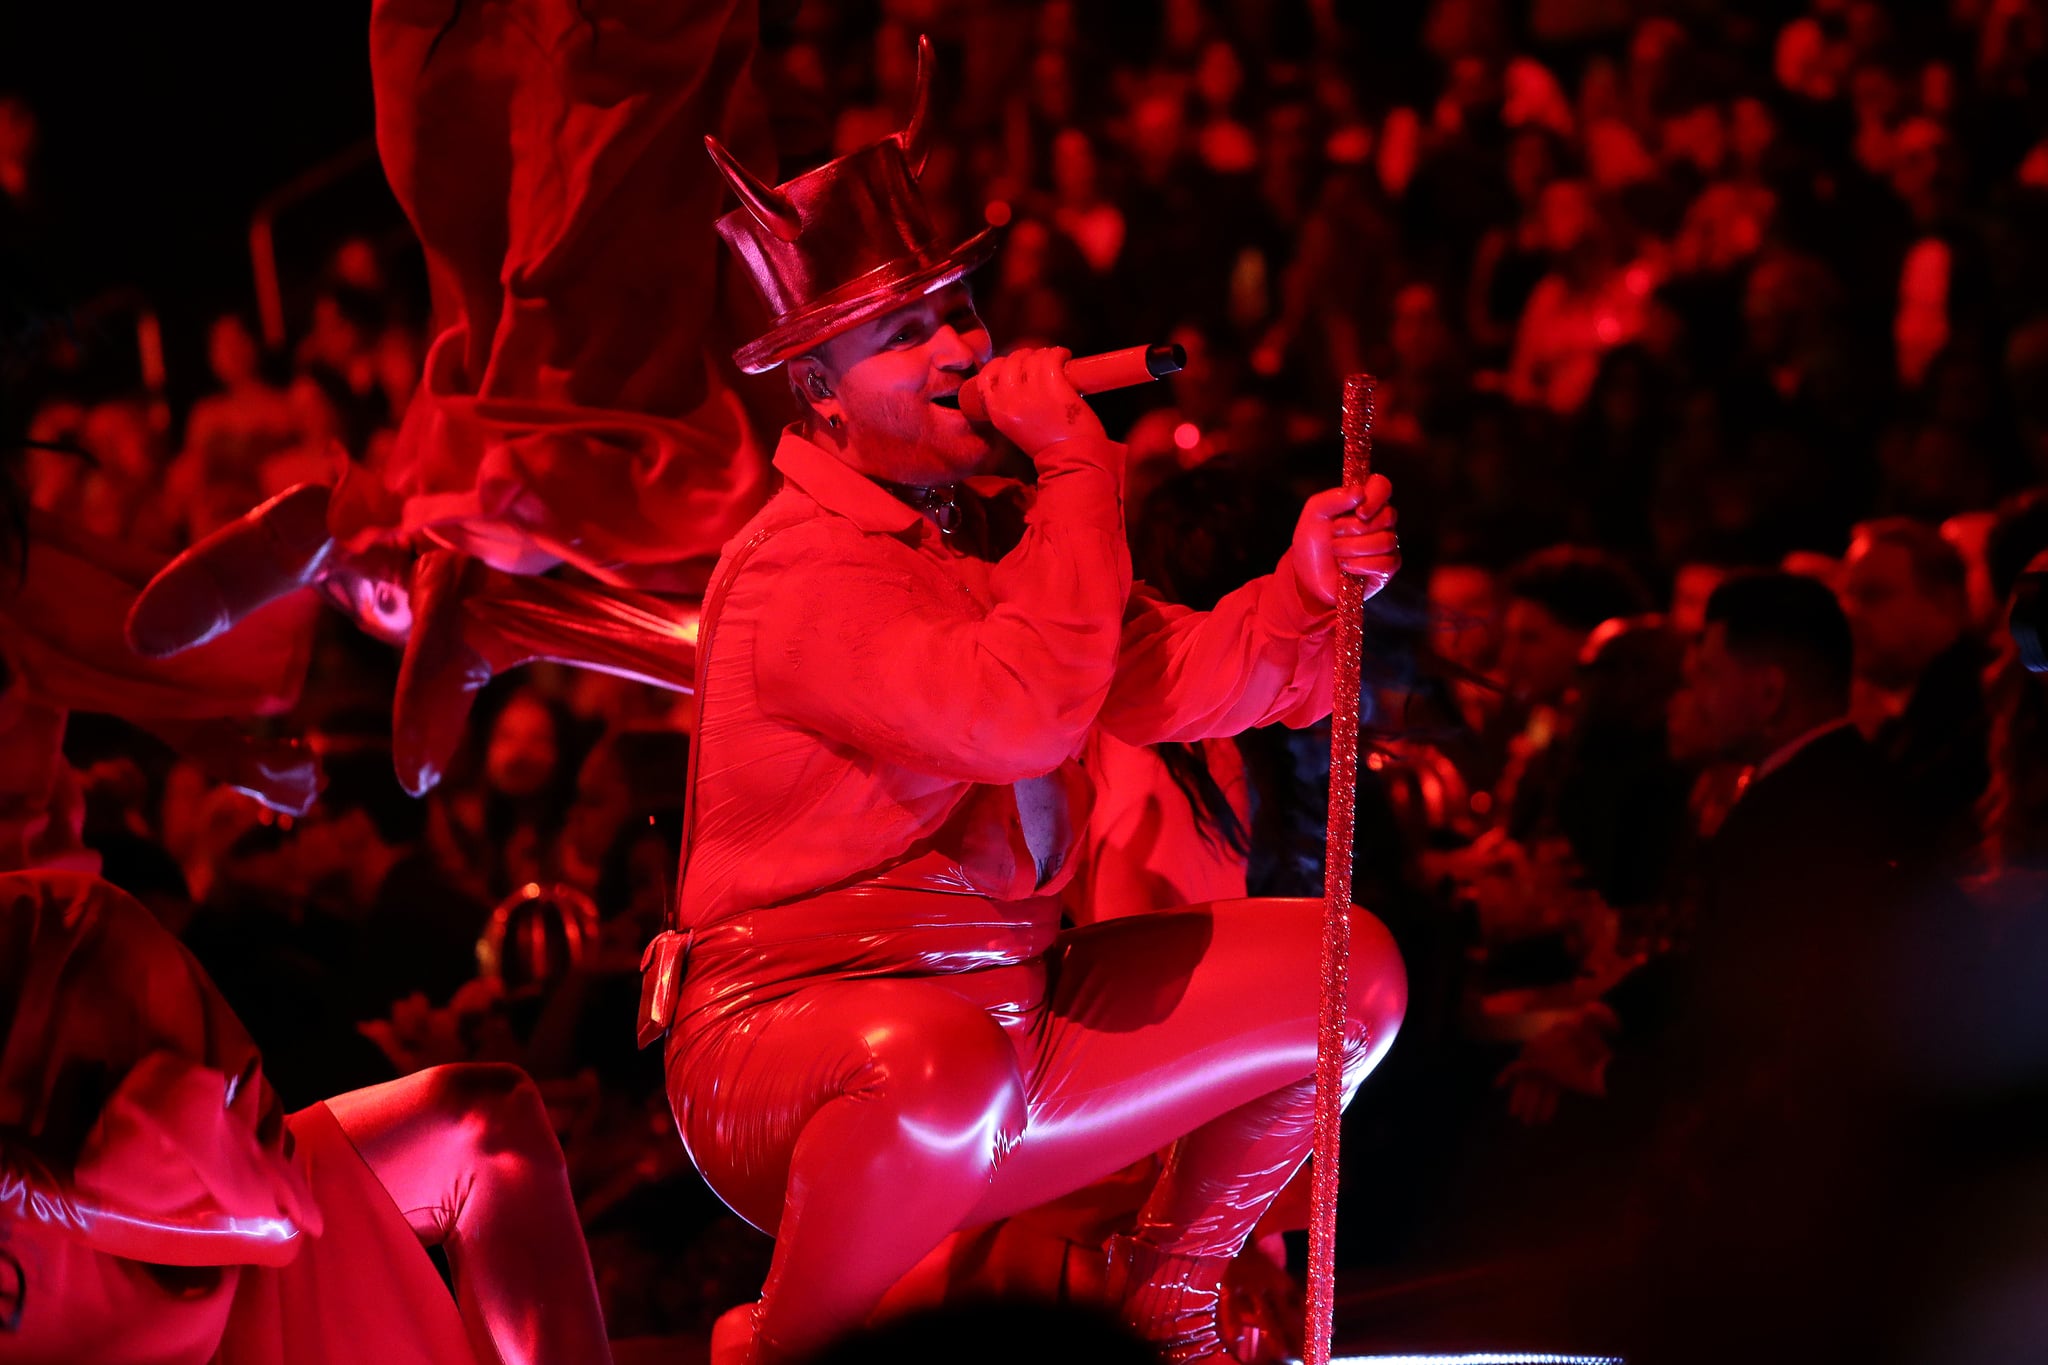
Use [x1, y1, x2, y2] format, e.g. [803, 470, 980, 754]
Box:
[1219, 1242, 1305, 1365]
[125, 483, 337, 658]
[125, 481, 418, 653]
[1106, 1234, 1243, 1365]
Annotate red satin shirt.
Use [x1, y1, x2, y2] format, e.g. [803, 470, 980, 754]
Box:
[676, 428, 1337, 928]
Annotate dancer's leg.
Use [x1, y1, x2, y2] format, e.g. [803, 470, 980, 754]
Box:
[323, 1064, 613, 1365]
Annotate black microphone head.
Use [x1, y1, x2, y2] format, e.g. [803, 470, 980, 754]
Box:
[1145, 343, 1187, 378]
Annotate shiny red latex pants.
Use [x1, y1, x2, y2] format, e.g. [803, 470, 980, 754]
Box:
[664, 895, 1405, 1361]
[323, 1064, 613, 1365]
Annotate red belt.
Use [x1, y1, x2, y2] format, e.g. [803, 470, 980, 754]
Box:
[637, 851, 1060, 1048]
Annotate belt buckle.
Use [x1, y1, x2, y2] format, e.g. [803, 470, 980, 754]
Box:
[635, 929, 692, 1049]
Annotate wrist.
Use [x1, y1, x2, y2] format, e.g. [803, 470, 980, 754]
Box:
[1031, 434, 1124, 477]
[1029, 441, 1125, 539]
[1275, 548, 1340, 629]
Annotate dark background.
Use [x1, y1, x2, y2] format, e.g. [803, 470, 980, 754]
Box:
[0, 3, 396, 401]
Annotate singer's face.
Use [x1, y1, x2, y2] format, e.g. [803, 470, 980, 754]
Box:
[806, 283, 1004, 483]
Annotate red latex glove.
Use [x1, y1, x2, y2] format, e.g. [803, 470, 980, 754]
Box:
[1289, 473, 1399, 607]
[978, 347, 1110, 457]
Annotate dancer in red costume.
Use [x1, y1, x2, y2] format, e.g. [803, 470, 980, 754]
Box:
[122, 0, 777, 794]
[0, 871, 613, 1365]
[636, 42, 1408, 1365]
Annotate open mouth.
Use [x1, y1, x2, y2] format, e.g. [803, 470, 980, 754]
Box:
[930, 393, 962, 409]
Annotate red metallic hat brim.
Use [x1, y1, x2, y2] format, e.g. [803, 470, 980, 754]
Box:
[731, 227, 1000, 375]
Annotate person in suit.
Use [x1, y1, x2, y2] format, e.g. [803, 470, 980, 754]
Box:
[1680, 571, 1907, 956]
[1501, 572, 1922, 1360]
[1622, 577, 1908, 1365]
[1506, 570, 1905, 1090]
[1838, 516, 1989, 872]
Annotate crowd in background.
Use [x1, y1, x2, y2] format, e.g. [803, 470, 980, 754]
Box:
[6, 0, 2048, 1347]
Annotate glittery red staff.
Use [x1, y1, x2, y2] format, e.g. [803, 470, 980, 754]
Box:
[1305, 374, 1375, 1365]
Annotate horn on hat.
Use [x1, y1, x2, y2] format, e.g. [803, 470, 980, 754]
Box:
[704, 135, 802, 242]
[900, 34, 933, 178]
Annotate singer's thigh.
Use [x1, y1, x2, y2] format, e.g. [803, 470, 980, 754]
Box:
[970, 896, 1391, 1223]
[669, 977, 1027, 1236]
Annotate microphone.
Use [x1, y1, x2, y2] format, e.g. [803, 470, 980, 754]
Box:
[934, 343, 1186, 424]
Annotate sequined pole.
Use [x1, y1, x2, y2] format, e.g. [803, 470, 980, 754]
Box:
[1307, 374, 1375, 1365]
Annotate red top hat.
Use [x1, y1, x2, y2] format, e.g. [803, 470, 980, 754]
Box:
[708, 36, 998, 374]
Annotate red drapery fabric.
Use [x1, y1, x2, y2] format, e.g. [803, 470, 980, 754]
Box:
[0, 513, 322, 864]
[347, 0, 781, 593]
[216, 1102, 478, 1365]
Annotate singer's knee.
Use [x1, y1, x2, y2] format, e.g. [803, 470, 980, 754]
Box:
[845, 983, 1028, 1173]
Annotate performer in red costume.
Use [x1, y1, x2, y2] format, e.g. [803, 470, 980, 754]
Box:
[637, 42, 1408, 1365]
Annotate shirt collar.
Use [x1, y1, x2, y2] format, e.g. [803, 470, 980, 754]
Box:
[772, 426, 923, 537]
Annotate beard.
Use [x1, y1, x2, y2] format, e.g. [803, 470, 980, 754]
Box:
[840, 384, 1007, 485]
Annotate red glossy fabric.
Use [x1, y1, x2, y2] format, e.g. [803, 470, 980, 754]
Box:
[356, 0, 777, 591]
[873, 731, 1268, 1324]
[0, 875, 304, 1237]
[675, 428, 1335, 930]
[3, 512, 315, 724]
[666, 892, 1404, 1361]
[2, 875, 604, 1364]
[669, 849, 1064, 1036]
[65, 1053, 318, 1269]
[215, 1100, 478, 1365]
[313, 1066, 611, 1365]
[0, 872, 312, 1363]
